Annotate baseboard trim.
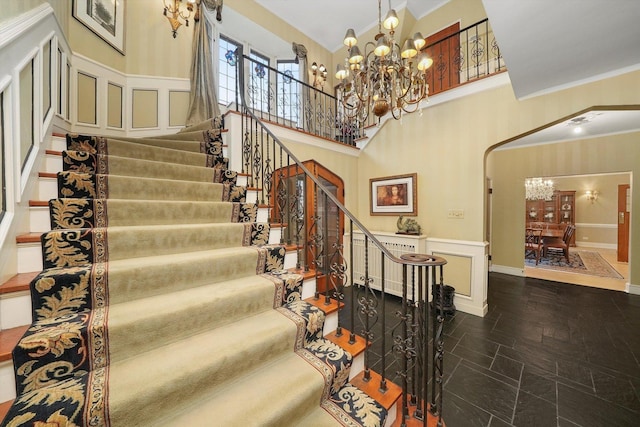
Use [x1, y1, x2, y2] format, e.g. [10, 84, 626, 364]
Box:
[490, 264, 524, 277]
[627, 283, 640, 295]
[454, 297, 488, 317]
[575, 242, 617, 250]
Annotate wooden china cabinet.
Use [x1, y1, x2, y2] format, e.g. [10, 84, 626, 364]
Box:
[526, 190, 576, 246]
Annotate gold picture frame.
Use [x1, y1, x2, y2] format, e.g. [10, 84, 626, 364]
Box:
[370, 173, 418, 216]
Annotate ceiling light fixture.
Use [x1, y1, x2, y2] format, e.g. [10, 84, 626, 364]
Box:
[525, 177, 555, 201]
[336, 0, 433, 121]
[163, 0, 199, 38]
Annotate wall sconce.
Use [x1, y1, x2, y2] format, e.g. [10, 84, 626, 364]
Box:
[163, 0, 199, 38]
[585, 190, 599, 203]
[311, 62, 327, 90]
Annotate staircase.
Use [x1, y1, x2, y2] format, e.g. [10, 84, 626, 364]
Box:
[0, 119, 402, 425]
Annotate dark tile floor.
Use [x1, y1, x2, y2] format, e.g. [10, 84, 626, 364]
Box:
[340, 273, 640, 426]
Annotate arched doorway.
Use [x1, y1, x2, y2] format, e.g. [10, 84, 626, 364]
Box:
[272, 160, 344, 292]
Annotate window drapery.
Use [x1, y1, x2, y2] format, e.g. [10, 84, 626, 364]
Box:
[185, 0, 223, 127]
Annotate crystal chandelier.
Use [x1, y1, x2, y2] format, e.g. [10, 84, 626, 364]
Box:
[335, 0, 433, 121]
[525, 178, 555, 201]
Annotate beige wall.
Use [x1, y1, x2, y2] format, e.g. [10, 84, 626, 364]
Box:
[61, 1, 192, 77]
[355, 70, 640, 285]
[0, 0, 46, 23]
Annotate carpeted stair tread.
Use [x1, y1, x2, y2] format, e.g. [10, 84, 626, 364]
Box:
[63, 151, 222, 182]
[67, 137, 214, 168]
[58, 172, 227, 201]
[107, 311, 312, 426]
[107, 274, 282, 365]
[49, 199, 248, 228]
[160, 351, 330, 427]
[101, 247, 267, 304]
[42, 223, 252, 264]
[106, 135, 211, 151]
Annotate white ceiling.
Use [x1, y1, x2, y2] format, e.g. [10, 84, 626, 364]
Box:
[250, 0, 640, 147]
[254, 0, 449, 52]
[495, 109, 640, 150]
[482, 0, 640, 100]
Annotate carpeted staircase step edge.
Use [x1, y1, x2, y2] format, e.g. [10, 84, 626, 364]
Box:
[42, 223, 253, 264]
[48, 199, 256, 228]
[57, 173, 231, 202]
[105, 275, 280, 362]
[160, 352, 329, 426]
[107, 310, 311, 425]
[57, 248, 272, 305]
[67, 137, 214, 167]
[63, 151, 223, 182]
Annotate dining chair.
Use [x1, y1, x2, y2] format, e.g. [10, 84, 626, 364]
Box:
[543, 225, 576, 263]
[525, 228, 543, 265]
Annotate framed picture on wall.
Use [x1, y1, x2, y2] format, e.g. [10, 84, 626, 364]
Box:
[370, 173, 418, 216]
[73, 0, 125, 55]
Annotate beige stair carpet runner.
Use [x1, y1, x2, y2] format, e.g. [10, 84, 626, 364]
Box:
[1, 123, 388, 426]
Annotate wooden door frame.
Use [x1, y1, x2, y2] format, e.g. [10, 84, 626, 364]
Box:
[271, 160, 345, 282]
[618, 184, 630, 262]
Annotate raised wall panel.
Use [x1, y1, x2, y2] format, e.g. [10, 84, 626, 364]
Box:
[42, 39, 51, 120]
[77, 72, 97, 125]
[19, 59, 34, 169]
[57, 48, 63, 115]
[132, 89, 158, 128]
[107, 82, 123, 128]
[432, 251, 472, 296]
[169, 90, 189, 127]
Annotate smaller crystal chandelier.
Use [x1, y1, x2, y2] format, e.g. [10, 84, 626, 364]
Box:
[525, 178, 555, 201]
[336, 0, 433, 121]
[163, 0, 199, 38]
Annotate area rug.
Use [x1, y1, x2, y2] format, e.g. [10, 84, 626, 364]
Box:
[526, 250, 624, 279]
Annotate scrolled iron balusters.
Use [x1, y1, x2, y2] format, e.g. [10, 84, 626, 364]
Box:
[242, 129, 251, 183]
[276, 173, 287, 244]
[356, 275, 377, 380]
[491, 37, 503, 70]
[292, 170, 305, 269]
[329, 242, 347, 292]
[453, 45, 464, 73]
[471, 35, 485, 69]
[251, 136, 262, 190]
[262, 139, 273, 207]
[430, 264, 446, 427]
[328, 211, 347, 315]
[389, 254, 446, 426]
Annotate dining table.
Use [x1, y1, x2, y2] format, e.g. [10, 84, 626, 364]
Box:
[539, 228, 564, 239]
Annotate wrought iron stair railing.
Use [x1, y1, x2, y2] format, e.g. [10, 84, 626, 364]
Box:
[233, 17, 503, 146]
[235, 46, 449, 426]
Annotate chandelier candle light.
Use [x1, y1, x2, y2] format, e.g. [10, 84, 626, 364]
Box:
[336, 0, 434, 121]
[525, 177, 555, 201]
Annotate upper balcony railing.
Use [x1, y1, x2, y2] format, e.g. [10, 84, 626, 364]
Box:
[233, 18, 504, 146]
